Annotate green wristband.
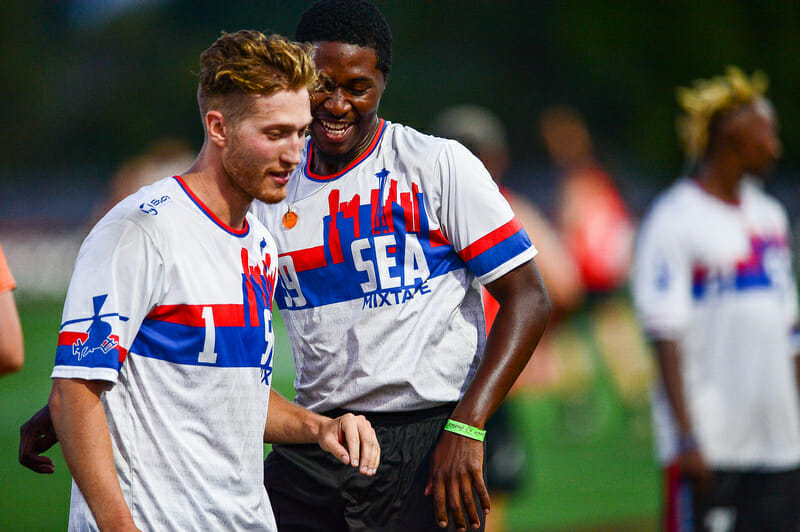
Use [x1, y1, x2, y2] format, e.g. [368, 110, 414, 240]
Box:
[444, 419, 486, 442]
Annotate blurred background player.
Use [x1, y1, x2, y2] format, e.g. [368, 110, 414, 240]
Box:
[632, 67, 800, 532]
[0, 242, 24, 375]
[538, 105, 653, 426]
[430, 104, 584, 532]
[538, 105, 634, 296]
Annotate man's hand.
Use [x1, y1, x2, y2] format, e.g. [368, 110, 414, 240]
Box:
[425, 431, 490, 531]
[679, 448, 712, 494]
[317, 413, 380, 476]
[19, 405, 58, 473]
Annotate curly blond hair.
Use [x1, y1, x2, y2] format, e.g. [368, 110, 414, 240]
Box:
[676, 66, 769, 163]
[197, 30, 318, 124]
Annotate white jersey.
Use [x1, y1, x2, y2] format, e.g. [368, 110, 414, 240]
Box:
[52, 176, 279, 531]
[632, 177, 800, 468]
[252, 120, 537, 412]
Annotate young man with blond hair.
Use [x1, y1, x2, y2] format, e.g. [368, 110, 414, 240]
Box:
[44, 30, 378, 531]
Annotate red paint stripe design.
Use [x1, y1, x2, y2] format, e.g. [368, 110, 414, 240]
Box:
[146, 304, 245, 327]
[458, 218, 522, 261]
[429, 229, 450, 248]
[305, 119, 386, 181]
[279, 246, 327, 273]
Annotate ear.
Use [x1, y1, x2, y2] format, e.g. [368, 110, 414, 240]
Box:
[206, 110, 228, 148]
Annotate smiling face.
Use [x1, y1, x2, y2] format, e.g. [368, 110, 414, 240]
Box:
[222, 88, 312, 204]
[308, 41, 386, 174]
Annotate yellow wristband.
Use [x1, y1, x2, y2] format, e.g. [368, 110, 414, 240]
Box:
[444, 419, 486, 442]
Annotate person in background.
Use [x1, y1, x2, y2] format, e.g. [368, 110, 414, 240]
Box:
[0, 242, 24, 375]
[539, 105, 634, 296]
[632, 66, 800, 532]
[539, 105, 652, 419]
[430, 104, 584, 532]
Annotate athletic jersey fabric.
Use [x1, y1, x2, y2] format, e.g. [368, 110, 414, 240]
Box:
[0, 244, 16, 292]
[632, 177, 800, 468]
[52, 176, 279, 531]
[251, 120, 537, 413]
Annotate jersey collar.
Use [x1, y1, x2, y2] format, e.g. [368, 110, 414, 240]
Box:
[173, 176, 250, 237]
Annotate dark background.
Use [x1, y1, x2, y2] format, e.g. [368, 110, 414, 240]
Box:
[1, 0, 798, 228]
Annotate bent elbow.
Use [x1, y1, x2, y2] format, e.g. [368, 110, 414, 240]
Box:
[0, 350, 24, 375]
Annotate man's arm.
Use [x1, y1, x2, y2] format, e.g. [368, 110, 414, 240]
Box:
[264, 388, 380, 477]
[652, 339, 710, 491]
[426, 259, 551, 531]
[0, 289, 24, 375]
[49, 378, 140, 532]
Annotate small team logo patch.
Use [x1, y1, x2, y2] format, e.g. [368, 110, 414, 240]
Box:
[139, 195, 171, 215]
[61, 294, 129, 361]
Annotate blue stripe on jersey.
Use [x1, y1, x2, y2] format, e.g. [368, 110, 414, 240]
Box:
[54, 342, 123, 372]
[130, 319, 268, 368]
[463, 227, 532, 279]
[276, 201, 465, 310]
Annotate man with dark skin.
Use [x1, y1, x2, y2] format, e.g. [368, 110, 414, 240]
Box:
[253, 2, 549, 531]
[633, 67, 800, 531]
[21, 2, 551, 531]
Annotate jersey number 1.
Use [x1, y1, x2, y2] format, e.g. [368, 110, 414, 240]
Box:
[198, 306, 218, 364]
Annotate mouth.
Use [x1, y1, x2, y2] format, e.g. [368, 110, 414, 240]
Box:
[269, 170, 292, 185]
[316, 119, 352, 142]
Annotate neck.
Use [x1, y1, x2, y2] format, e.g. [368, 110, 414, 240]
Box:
[695, 158, 743, 204]
[180, 148, 251, 230]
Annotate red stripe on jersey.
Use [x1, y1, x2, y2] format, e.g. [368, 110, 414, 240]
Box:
[280, 246, 327, 273]
[146, 304, 245, 327]
[458, 218, 522, 261]
[429, 228, 450, 248]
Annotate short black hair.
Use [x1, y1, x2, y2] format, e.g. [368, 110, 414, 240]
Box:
[295, 0, 392, 78]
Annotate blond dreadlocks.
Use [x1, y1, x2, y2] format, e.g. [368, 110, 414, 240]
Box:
[676, 66, 769, 164]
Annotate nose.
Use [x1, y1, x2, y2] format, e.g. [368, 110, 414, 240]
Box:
[770, 135, 783, 160]
[324, 87, 349, 116]
[282, 134, 303, 166]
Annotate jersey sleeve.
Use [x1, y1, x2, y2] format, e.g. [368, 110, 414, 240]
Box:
[52, 218, 164, 383]
[631, 205, 692, 341]
[434, 140, 537, 284]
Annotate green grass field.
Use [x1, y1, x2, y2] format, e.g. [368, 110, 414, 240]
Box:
[0, 296, 660, 531]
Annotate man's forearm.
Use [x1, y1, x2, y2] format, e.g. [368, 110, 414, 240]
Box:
[49, 378, 138, 531]
[452, 259, 551, 428]
[654, 339, 694, 436]
[264, 388, 324, 444]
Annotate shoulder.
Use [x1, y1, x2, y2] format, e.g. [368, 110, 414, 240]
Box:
[639, 178, 698, 238]
[382, 120, 476, 164]
[743, 177, 789, 219]
[92, 177, 184, 244]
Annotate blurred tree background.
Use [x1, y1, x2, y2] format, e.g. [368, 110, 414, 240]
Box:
[1, 0, 798, 224]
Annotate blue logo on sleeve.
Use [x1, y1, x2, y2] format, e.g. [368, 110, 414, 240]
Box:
[139, 195, 171, 215]
[61, 294, 130, 360]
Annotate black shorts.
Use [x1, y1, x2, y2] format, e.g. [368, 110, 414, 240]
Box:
[663, 464, 800, 532]
[263, 403, 487, 532]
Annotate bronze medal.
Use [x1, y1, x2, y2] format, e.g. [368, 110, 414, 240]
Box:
[282, 209, 298, 229]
